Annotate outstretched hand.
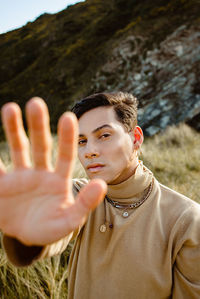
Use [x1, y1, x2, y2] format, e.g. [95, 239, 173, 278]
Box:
[0, 98, 107, 246]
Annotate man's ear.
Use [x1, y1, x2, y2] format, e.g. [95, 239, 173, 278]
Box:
[133, 126, 143, 149]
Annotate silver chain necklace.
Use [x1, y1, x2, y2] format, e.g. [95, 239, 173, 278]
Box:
[99, 178, 154, 233]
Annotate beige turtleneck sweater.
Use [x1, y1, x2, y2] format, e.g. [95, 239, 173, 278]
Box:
[3, 163, 200, 298]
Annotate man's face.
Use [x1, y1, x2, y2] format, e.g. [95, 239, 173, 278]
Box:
[78, 106, 138, 185]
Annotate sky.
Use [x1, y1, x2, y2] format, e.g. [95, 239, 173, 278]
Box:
[0, 0, 85, 34]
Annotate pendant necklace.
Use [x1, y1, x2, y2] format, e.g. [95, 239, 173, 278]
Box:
[99, 178, 154, 233]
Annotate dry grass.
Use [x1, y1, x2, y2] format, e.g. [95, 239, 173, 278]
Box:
[0, 123, 199, 298]
[141, 124, 200, 203]
[0, 242, 73, 299]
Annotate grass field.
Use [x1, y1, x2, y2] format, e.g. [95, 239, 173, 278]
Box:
[141, 124, 200, 204]
[0, 123, 199, 298]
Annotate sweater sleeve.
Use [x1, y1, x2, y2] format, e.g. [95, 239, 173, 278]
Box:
[2, 232, 74, 267]
[172, 204, 200, 298]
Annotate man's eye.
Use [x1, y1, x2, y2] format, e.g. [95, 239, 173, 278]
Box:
[99, 133, 111, 139]
[78, 140, 86, 145]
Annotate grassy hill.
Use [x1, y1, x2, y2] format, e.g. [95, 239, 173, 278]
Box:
[0, 0, 199, 139]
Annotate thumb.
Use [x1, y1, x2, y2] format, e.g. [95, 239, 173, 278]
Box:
[75, 179, 107, 211]
[64, 179, 107, 231]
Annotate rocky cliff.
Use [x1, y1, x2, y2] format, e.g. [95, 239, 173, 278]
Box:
[0, 0, 199, 138]
[92, 24, 200, 135]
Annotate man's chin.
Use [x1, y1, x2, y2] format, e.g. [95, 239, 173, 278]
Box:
[86, 171, 110, 183]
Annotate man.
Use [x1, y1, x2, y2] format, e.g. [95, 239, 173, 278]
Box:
[0, 92, 200, 298]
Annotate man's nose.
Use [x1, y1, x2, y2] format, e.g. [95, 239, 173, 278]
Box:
[84, 143, 99, 159]
[85, 152, 99, 159]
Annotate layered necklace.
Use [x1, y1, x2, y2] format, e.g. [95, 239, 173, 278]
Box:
[99, 177, 154, 233]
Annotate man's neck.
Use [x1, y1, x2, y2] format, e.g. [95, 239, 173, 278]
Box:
[108, 159, 139, 185]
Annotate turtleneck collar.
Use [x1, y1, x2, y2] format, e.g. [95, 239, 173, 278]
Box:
[107, 161, 153, 202]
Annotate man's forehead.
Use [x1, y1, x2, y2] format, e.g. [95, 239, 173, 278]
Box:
[78, 105, 128, 137]
[78, 106, 116, 127]
[79, 105, 115, 119]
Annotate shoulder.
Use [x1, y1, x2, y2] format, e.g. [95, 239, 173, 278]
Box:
[157, 180, 200, 229]
[159, 182, 200, 210]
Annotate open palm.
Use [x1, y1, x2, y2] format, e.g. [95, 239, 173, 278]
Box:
[0, 98, 106, 246]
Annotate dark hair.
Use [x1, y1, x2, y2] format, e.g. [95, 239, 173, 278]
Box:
[71, 92, 138, 130]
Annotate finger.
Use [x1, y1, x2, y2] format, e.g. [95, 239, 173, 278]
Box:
[64, 179, 107, 231]
[26, 97, 52, 170]
[1, 103, 31, 169]
[55, 112, 78, 178]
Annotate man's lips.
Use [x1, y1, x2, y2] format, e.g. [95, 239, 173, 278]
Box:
[86, 163, 105, 173]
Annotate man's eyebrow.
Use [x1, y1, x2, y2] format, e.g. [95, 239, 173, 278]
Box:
[92, 124, 113, 134]
[79, 124, 113, 137]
